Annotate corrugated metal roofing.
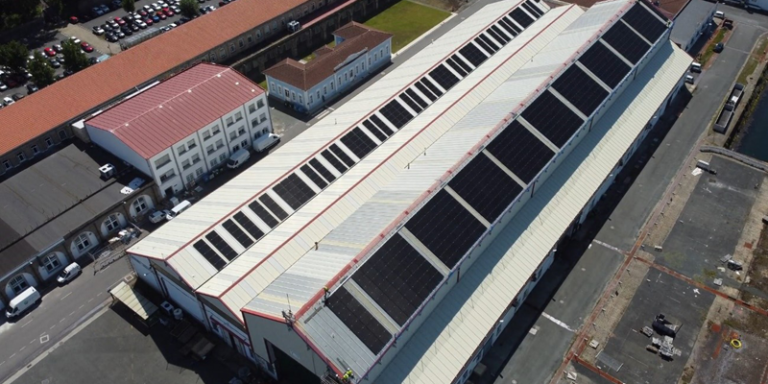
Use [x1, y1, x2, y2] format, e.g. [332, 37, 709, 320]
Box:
[375, 40, 690, 384]
[86, 64, 264, 159]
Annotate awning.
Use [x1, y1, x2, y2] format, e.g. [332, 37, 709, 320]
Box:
[109, 281, 158, 321]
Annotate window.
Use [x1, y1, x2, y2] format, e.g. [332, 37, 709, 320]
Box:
[133, 196, 149, 214]
[31, 145, 39, 155]
[299, 95, 303, 104]
[284, 88, 289, 98]
[233, 144, 240, 152]
[247, 34, 253, 44]
[238, 127, 246, 136]
[369, 57, 371, 66]
[182, 159, 191, 170]
[257, 29, 262, 39]
[216, 139, 224, 149]
[235, 112, 243, 121]
[212, 125, 221, 135]
[254, 131, 263, 140]
[41, 254, 61, 272]
[265, 24, 270, 34]
[309, 94, 313, 104]
[17, 152, 25, 163]
[210, 51, 217, 61]
[257, 99, 264, 109]
[58, 130, 67, 140]
[45, 137, 53, 147]
[186, 173, 194, 183]
[3, 160, 11, 170]
[226, 117, 234, 126]
[187, 139, 197, 149]
[241, 139, 248, 148]
[203, 130, 211, 141]
[230, 43, 236, 53]
[196, 167, 204, 177]
[9, 276, 28, 295]
[291, 91, 296, 101]
[230, 131, 237, 141]
[160, 169, 176, 183]
[219, 47, 225, 57]
[252, 119, 259, 128]
[211, 158, 218, 167]
[104, 214, 121, 232]
[177, 145, 187, 155]
[74, 233, 91, 251]
[207, 144, 215, 154]
[192, 154, 201, 164]
[155, 154, 171, 168]
[259, 113, 267, 123]
[317, 91, 320, 100]
[239, 38, 244, 48]
[219, 153, 227, 162]
[323, 85, 327, 95]
[249, 104, 256, 113]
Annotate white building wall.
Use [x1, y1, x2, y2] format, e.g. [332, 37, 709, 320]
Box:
[173, 132, 207, 188]
[243, 94, 274, 143]
[222, 105, 252, 153]
[84, 124, 152, 175]
[198, 119, 229, 169]
[149, 147, 183, 197]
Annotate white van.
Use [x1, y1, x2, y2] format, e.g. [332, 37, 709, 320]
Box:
[714, 10, 724, 19]
[226, 148, 251, 169]
[253, 133, 280, 153]
[165, 200, 191, 220]
[690, 62, 702, 73]
[6, 287, 40, 319]
[57, 263, 82, 284]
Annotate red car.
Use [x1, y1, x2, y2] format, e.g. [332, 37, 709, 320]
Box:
[43, 47, 56, 57]
[115, 17, 126, 26]
[164, 9, 174, 16]
[80, 42, 94, 52]
[145, 18, 154, 25]
[158, 13, 167, 20]
[138, 9, 148, 16]
[69, 16, 79, 24]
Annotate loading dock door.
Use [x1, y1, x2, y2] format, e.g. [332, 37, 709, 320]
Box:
[159, 275, 205, 324]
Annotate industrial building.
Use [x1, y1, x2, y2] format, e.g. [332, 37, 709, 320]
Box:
[85, 64, 272, 197]
[127, 0, 691, 382]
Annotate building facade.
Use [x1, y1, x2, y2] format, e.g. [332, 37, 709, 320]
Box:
[264, 22, 392, 114]
[85, 64, 272, 197]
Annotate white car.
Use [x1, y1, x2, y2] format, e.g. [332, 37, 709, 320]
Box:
[168, 23, 177, 28]
[136, 20, 147, 28]
[0, 82, 7, 91]
[2, 97, 14, 106]
[70, 36, 81, 44]
[151, 2, 161, 10]
[148, 210, 166, 224]
[143, 4, 152, 11]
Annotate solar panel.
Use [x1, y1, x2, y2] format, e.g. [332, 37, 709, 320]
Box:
[233, 212, 265, 241]
[449, 155, 523, 223]
[322, 149, 348, 173]
[248, 200, 279, 227]
[400, 92, 425, 113]
[450, 54, 473, 74]
[414, 81, 438, 102]
[459, 42, 488, 67]
[578, 41, 631, 89]
[406, 190, 487, 269]
[420, 77, 444, 97]
[340, 128, 378, 159]
[474, 36, 496, 54]
[300, 164, 328, 189]
[326, 286, 391, 355]
[273, 173, 316, 210]
[205, 231, 238, 261]
[309, 158, 336, 183]
[222, 219, 254, 248]
[488, 25, 509, 43]
[521, 1, 542, 18]
[353, 233, 443, 325]
[499, 17, 521, 35]
[330, 144, 356, 167]
[404, 88, 429, 109]
[525, 1, 544, 16]
[369, 114, 395, 134]
[446, 58, 469, 78]
[485, 120, 555, 184]
[428, 65, 459, 92]
[522, 90, 584, 148]
[509, 7, 534, 28]
[379, 100, 414, 129]
[621, 3, 667, 43]
[362, 121, 388, 141]
[552, 65, 609, 117]
[479, 33, 500, 51]
[193, 240, 226, 270]
[259, 194, 288, 220]
[601, 21, 650, 64]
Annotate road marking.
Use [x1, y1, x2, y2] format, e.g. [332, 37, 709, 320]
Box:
[78, 305, 84, 310]
[97, 292, 104, 297]
[61, 292, 72, 300]
[59, 318, 66, 323]
[39, 334, 49, 344]
[88, 298, 94, 303]
[20, 320, 32, 328]
[29, 340, 34, 345]
[69, 311, 76, 317]
[592, 239, 627, 255]
[50, 325, 55, 330]
[9, 353, 15, 359]
[542, 312, 576, 333]
[0, 361, 5, 366]
[19, 346, 24, 352]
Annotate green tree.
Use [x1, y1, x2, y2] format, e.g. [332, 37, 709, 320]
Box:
[47, 0, 64, 17]
[61, 39, 89, 72]
[27, 51, 55, 88]
[179, 0, 198, 18]
[121, 0, 136, 13]
[0, 41, 30, 73]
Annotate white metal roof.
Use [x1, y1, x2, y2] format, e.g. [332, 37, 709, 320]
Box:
[375, 40, 691, 384]
[128, 0, 547, 291]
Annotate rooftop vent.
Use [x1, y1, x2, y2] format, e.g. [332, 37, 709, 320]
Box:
[99, 163, 116, 179]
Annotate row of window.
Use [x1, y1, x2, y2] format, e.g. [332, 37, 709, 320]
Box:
[3, 131, 67, 172]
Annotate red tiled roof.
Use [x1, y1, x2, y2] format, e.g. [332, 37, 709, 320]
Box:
[86, 63, 263, 159]
[332, 21, 372, 40]
[263, 24, 392, 90]
[0, 0, 311, 157]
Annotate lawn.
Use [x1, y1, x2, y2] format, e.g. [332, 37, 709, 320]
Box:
[737, 36, 768, 84]
[699, 28, 728, 66]
[363, 0, 451, 53]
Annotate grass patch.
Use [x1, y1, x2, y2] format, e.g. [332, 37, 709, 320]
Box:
[258, 79, 268, 90]
[700, 28, 728, 66]
[737, 36, 768, 84]
[363, 0, 450, 53]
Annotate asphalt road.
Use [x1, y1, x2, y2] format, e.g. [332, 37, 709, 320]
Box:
[479, 8, 768, 384]
[0, 257, 130, 384]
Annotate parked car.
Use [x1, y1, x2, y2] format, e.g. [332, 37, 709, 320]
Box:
[93, 25, 105, 35]
[129, 23, 139, 31]
[164, 9, 174, 16]
[89, 56, 99, 64]
[49, 59, 61, 68]
[69, 15, 79, 23]
[116, 17, 126, 26]
[714, 42, 724, 53]
[63, 69, 74, 77]
[106, 33, 119, 42]
[26, 83, 38, 94]
[5, 287, 41, 319]
[148, 210, 166, 223]
[158, 13, 167, 20]
[2, 97, 13, 106]
[152, 15, 161, 22]
[0, 82, 6, 91]
[57, 263, 82, 284]
[81, 42, 94, 52]
[145, 18, 154, 26]
[69, 36, 81, 44]
[116, 31, 125, 39]
[12, 93, 25, 101]
[53, 44, 64, 52]
[151, 2, 161, 10]
[43, 47, 56, 57]
[135, 20, 147, 28]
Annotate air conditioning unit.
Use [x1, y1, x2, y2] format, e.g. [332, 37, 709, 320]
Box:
[287, 20, 301, 33]
[99, 163, 116, 179]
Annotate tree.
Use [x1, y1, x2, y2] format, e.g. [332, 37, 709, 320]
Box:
[179, 0, 198, 18]
[47, 0, 64, 17]
[122, 0, 136, 13]
[27, 51, 55, 88]
[0, 41, 30, 73]
[61, 39, 89, 73]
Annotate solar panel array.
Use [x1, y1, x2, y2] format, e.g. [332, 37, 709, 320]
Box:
[326, 1, 667, 355]
[187, 0, 547, 271]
